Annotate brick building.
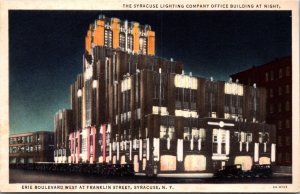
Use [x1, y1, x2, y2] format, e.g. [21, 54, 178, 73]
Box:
[9, 131, 54, 163]
[231, 56, 292, 166]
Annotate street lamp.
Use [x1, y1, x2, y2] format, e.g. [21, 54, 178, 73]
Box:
[77, 89, 82, 97]
[92, 80, 98, 89]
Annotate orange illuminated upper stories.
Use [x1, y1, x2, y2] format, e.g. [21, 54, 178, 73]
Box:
[94, 20, 105, 47]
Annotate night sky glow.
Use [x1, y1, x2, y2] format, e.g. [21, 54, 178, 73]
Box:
[9, 11, 291, 134]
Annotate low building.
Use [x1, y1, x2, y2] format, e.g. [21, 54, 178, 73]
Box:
[9, 131, 54, 163]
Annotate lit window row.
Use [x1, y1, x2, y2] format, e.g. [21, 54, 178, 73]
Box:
[9, 136, 34, 144]
[224, 82, 244, 96]
[174, 74, 198, 89]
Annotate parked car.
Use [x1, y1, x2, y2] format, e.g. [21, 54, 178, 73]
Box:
[250, 164, 272, 178]
[214, 164, 244, 178]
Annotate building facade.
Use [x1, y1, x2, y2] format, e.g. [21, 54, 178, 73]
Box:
[231, 56, 291, 166]
[54, 15, 276, 176]
[9, 131, 54, 163]
[54, 109, 73, 163]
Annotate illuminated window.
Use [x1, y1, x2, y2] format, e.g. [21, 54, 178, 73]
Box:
[174, 74, 198, 89]
[212, 128, 227, 155]
[104, 29, 112, 48]
[264, 132, 270, 143]
[160, 126, 167, 139]
[259, 157, 271, 165]
[183, 127, 190, 140]
[221, 132, 226, 143]
[234, 156, 253, 171]
[234, 131, 240, 142]
[168, 127, 175, 140]
[160, 125, 175, 140]
[127, 34, 133, 51]
[160, 155, 176, 171]
[199, 128, 206, 140]
[238, 132, 252, 143]
[240, 132, 245, 143]
[211, 112, 217, 118]
[212, 133, 218, 143]
[136, 108, 141, 119]
[191, 128, 199, 140]
[119, 33, 125, 50]
[258, 132, 269, 143]
[246, 133, 252, 142]
[184, 155, 206, 171]
[139, 37, 147, 55]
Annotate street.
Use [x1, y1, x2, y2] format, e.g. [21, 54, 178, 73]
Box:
[9, 169, 292, 184]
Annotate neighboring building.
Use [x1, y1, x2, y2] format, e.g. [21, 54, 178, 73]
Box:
[54, 15, 276, 176]
[9, 131, 54, 163]
[54, 109, 73, 163]
[231, 56, 292, 166]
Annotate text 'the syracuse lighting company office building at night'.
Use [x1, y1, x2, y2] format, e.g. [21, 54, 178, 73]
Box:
[53, 15, 276, 176]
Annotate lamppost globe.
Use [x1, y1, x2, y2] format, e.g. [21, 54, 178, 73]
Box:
[92, 80, 98, 89]
[77, 89, 82, 97]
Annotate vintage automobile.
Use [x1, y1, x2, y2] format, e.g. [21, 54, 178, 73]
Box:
[10, 162, 135, 177]
[214, 164, 244, 178]
[214, 164, 273, 178]
[249, 164, 272, 178]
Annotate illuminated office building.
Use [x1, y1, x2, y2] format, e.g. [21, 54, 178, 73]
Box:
[54, 15, 276, 176]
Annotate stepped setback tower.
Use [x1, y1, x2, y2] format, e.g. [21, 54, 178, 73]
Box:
[54, 15, 276, 176]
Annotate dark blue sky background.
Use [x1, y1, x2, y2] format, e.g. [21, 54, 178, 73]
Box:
[9, 11, 291, 134]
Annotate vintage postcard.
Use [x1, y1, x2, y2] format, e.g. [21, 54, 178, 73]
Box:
[0, 0, 299, 192]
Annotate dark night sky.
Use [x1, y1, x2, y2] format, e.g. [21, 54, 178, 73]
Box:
[9, 11, 291, 134]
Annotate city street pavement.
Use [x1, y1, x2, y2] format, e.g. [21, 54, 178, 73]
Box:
[9, 169, 292, 184]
